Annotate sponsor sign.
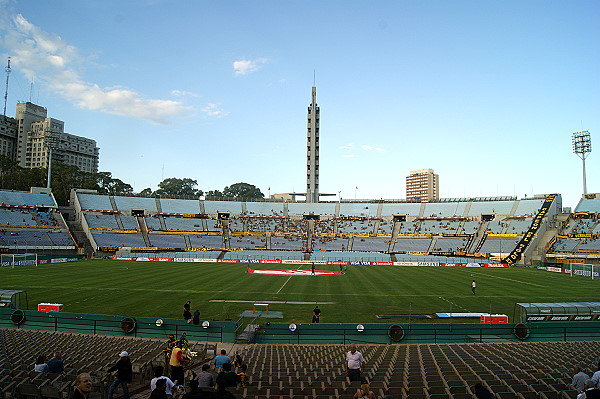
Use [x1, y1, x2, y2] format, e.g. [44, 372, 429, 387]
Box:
[547, 267, 562, 272]
[51, 258, 68, 263]
[350, 261, 372, 265]
[155, 258, 172, 262]
[112, 256, 134, 261]
[217, 259, 239, 263]
[526, 314, 599, 322]
[465, 263, 482, 268]
[484, 263, 507, 268]
[260, 259, 282, 264]
[135, 257, 152, 262]
[418, 262, 440, 266]
[393, 262, 419, 266]
[371, 262, 393, 266]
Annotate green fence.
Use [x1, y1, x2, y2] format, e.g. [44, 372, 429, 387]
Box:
[0, 308, 236, 342]
[254, 321, 600, 344]
[2, 308, 599, 344]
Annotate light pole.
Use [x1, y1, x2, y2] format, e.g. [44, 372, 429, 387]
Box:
[572, 130, 592, 194]
[46, 133, 59, 190]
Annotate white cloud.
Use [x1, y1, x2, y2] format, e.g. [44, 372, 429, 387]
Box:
[201, 103, 228, 118]
[339, 143, 353, 150]
[343, 154, 355, 158]
[170, 89, 201, 98]
[233, 58, 267, 76]
[1, 13, 190, 124]
[361, 144, 384, 152]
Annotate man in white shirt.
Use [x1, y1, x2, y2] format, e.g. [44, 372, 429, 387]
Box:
[345, 344, 365, 382]
[150, 366, 175, 397]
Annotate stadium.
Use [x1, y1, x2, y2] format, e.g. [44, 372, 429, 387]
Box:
[1, 187, 600, 399]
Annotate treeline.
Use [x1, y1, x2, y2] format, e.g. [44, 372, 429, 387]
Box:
[0, 155, 264, 206]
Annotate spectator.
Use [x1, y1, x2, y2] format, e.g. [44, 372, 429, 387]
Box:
[577, 380, 600, 399]
[231, 355, 243, 370]
[353, 379, 375, 399]
[47, 351, 65, 375]
[572, 365, 590, 392]
[213, 350, 231, 370]
[170, 341, 186, 385]
[345, 344, 365, 382]
[196, 364, 214, 388]
[150, 366, 175, 397]
[216, 363, 241, 388]
[183, 301, 192, 323]
[182, 380, 206, 399]
[180, 332, 189, 349]
[474, 383, 492, 399]
[593, 361, 600, 389]
[34, 354, 49, 372]
[214, 381, 237, 399]
[70, 373, 92, 399]
[107, 351, 132, 399]
[150, 378, 168, 399]
[237, 364, 249, 387]
[193, 310, 201, 325]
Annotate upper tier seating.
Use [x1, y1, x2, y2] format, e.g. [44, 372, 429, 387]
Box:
[120, 215, 139, 229]
[0, 208, 38, 226]
[468, 200, 515, 216]
[380, 202, 422, 216]
[337, 220, 375, 234]
[575, 199, 600, 213]
[553, 238, 581, 252]
[223, 249, 303, 260]
[288, 202, 336, 215]
[419, 221, 461, 234]
[245, 202, 285, 215]
[0, 191, 55, 207]
[0, 230, 58, 246]
[77, 193, 113, 210]
[271, 236, 305, 250]
[432, 237, 470, 252]
[113, 196, 157, 211]
[204, 200, 243, 214]
[505, 220, 531, 234]
[159, 198, 200, 214]
[514, 198, 545, 215]
[423, 202, 468, 217]
[339, 203, 379, 216]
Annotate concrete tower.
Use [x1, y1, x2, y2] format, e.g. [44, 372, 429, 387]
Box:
[306, 86, 320, 203]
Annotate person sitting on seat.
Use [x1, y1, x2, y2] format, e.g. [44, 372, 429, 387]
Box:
[577, 380, 600, 399]
[215, 363, 240, 388]
[572, 365, 590, 392]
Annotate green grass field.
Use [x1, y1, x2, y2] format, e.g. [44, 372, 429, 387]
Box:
[1, 259, 598, 323]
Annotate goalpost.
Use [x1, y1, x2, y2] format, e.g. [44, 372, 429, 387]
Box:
[0, 253, 38, 268]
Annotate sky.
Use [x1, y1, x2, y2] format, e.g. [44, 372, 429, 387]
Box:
[0, 0, 598, 210]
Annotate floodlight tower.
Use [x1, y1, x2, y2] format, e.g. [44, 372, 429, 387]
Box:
[572, 130, 592, 194]
[3, 57, 10, 119]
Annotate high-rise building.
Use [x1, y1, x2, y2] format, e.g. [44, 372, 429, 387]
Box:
[406, 169, 439, 202]
[306, 86, 320, 203]
[10, 102, 99, 173]
[0, 116, 17, 160]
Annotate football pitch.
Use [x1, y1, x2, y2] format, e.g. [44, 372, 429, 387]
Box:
[0, 259, 597, 323]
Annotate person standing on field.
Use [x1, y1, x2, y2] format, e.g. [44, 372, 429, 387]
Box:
[472, 280, 476, 294]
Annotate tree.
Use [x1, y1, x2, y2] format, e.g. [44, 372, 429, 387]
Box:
[222, 182, 264, 199]
[96, 172, 133, 196]
[206, 189, 223, 198]
[155, 177, 203, 197]
[138, 188, 153, 197]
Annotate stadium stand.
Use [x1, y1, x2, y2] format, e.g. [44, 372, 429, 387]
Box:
[423, 201, 468, 217]
[188, 235, 224, 249]
[380, 202, 422, 216]
[468, 200, 514, 216]
[339, 202, 379, 217]
[229, 234, 268, 249]
[113, 196, 157, 212]
[514, 198, 544, 215]
[245, 201, 285, 215]
[223, 249, 303, 260]
[91, 232, 146, 248]
[0, 191, 55, 207]
[352, 237, 390, 252]
[393, 238, 432, 252]
[2, 326, 600, 399]
[84, 213, 119, 229]
[160, 198, 201, 214]
[204, 200, 243, 214]
[288, 202, 336, 215]
[147, 233, 187, 248]
[164, 217, 205, 232]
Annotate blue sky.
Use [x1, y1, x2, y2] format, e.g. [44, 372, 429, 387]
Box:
[0, 0, 598, 209]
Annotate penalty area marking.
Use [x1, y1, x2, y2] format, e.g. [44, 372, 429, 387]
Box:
[468, 270, 546, 287]
[210, 300, 337, 305]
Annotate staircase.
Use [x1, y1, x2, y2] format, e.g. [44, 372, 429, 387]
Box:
[65, 219, 94, 256]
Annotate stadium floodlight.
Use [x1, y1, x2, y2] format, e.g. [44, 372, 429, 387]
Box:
[572, 130, 592, 194]
[45, 132, 60, 190]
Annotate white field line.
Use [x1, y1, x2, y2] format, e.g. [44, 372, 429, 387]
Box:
[468, 270, 546, 287]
